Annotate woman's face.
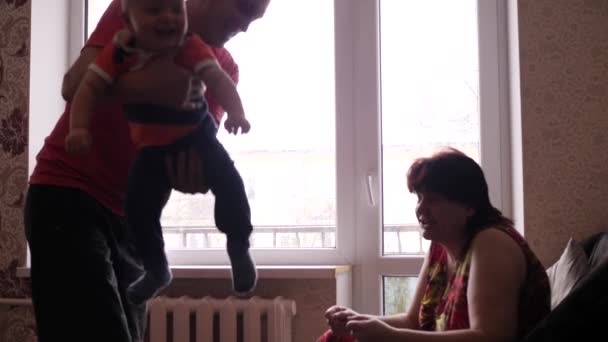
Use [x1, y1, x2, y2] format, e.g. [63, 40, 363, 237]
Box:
[415, 192, 474, 243]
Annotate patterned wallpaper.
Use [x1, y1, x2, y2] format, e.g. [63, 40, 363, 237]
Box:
[0, 0, 607, 340]
[0, 0, 37, 340]
[518, 0, 608, 265]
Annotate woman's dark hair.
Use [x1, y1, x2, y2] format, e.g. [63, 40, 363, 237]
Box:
[406, 147, 512, 235]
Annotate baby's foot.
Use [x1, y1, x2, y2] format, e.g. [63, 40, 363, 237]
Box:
[127, 268, 172, 305]
[227, 248, 257, 295]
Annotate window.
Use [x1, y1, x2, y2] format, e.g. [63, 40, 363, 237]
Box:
[383, 276, 418, 315]
[380, 0, 479, 256]
[82, 0, 510, 314]
[162, 0, 337, 252]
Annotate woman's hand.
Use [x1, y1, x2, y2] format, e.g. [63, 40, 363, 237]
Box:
[114, 55, 206, 110]
[346, 315, 394, 342]
[165, 147, 209, 194]
[325, 306, 359, 337]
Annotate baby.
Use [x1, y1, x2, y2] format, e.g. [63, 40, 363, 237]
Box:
[66, 0, 257, 304]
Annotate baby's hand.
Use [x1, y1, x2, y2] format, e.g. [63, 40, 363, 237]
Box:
[224, 115, 251, 135]
[65, 128, 92, 154]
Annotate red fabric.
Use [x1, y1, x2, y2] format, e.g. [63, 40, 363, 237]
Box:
[174, 34, 217, 72]
[84, 0, 239, 124]
[30, 0, 239, 216]
[89, 36, 137, 83]
[418, 242, 470, 331]
[90, 33, 217, 148]
[92, 33, 216, 84]
[316, 330, 356, 342]
[85, 0, 121, 47]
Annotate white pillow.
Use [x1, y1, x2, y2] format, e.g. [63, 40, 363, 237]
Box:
[589, 233, 608, 271]
[546, 238, 590, 309]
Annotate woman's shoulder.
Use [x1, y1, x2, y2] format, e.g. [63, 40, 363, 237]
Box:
[471, 226, 523, 249]
[472, 226, 517, 244]
[470, 227, 527, 269]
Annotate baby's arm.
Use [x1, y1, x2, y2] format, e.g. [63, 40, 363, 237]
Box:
[198, 66, 250, 134]
[65, 71, 109, 154]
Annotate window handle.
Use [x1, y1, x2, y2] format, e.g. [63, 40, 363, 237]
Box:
[366, 173, 376, 207]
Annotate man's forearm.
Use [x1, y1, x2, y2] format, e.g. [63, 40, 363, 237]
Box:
[62, 72, 78, 102]
[62, 47, 101, 101]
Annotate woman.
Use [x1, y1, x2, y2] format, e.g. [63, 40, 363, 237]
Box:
[320, 148, 550, 342]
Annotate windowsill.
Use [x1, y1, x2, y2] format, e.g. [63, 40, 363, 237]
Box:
[16, 265, 352, 279]
[16, 264, 353, 306]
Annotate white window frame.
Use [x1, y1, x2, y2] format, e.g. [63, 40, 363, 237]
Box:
[346, 0, 512, 314]
[67, 0, 512, 314]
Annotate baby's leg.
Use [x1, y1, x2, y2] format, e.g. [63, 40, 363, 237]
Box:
[125, 146, 173, 305]
[195, 125, 257, 294]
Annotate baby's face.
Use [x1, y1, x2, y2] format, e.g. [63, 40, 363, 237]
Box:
[126, 0, 188, 52]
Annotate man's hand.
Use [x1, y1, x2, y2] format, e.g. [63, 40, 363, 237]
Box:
[165, 147, 209, 194]
[65, 128, 92, 154]
[224, 115, 250, 135]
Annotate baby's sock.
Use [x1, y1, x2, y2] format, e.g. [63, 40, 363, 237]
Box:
[127, 267, 172, 305]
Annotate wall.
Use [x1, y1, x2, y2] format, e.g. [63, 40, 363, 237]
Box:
[0, 0, 37, 340]
[1, 0, 608, 340]
[518, 0, 608, 265]
[28, 0, 69, 174]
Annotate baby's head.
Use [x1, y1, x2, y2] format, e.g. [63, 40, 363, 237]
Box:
[121, 0, 188, 52]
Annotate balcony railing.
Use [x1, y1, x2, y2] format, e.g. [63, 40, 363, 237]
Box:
[162, 224, 428, 254]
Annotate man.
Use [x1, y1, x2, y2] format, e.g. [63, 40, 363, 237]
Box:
[25, 0, 270, 341]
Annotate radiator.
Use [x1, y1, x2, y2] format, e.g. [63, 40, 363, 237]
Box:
[148, 296, 296, 342]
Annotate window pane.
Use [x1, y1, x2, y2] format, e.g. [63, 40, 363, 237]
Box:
[88, 0, 337, 249]
[383, 276, 418, 315]
[87, 0, 113, 38]
[380, 0, 480, 255]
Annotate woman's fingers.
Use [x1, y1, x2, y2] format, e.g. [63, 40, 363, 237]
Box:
[333, 310, 357, 321]
[346, 314, 370, 322]
[324, 305, 345, 318]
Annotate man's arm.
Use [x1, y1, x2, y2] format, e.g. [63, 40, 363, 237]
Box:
[62, 47, 101, 101]
[64, 70, 109, 154]
[63, 0, 122, 101]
